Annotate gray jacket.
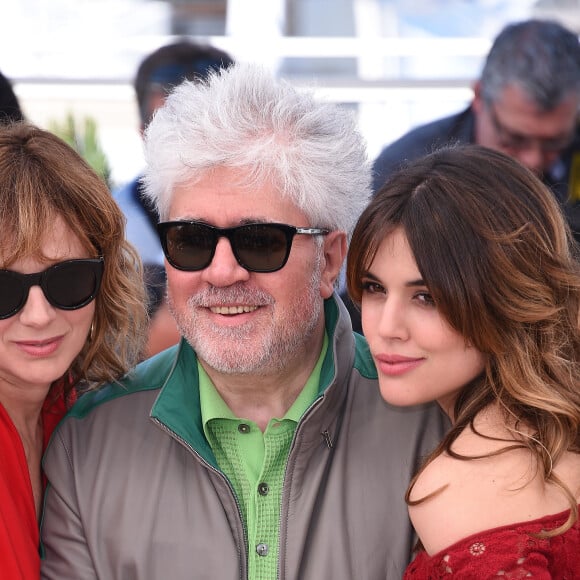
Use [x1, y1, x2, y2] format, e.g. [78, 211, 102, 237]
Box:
[41, 296, 447, 580]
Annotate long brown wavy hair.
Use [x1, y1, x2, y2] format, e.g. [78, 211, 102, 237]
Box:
[0, 122, 148, 395]
[347, 145, 580, 535]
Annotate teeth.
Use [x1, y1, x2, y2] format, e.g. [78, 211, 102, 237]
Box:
[210, 305, 258, 315]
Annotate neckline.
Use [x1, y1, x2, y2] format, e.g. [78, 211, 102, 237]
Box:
[423, 504, 578, 558]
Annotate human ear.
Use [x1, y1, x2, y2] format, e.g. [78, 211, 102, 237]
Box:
[319, 231, 347, 298]
[471, 81, 484, 114]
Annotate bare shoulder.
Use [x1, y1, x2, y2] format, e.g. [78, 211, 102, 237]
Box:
[408, 422, 570, 555]
[408, 449, 475, 555]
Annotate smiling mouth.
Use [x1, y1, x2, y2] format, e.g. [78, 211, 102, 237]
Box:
[375, 356, 424, 377]
[16, 336, 64, 357]
[19, 337, 61, 347]
[209, 305, 259, 315]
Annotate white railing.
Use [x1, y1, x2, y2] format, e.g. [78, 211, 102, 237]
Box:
[11, 36, 488, 185]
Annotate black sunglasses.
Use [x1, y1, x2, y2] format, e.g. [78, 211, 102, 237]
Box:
[0, 258, 104, 319]
[157, 221, 329, 273]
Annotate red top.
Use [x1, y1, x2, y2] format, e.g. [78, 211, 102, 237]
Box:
[405, 507, 580, 579]
[0, 381, 71, 580]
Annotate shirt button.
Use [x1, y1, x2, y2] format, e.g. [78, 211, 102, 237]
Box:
[258, 482, 269, 496]
[256, 543, 269, 557]
[238, 423, 250, 434]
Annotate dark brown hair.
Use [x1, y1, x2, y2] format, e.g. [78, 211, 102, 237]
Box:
[135, 39, 234, 128]
[347, 144, 580, 534]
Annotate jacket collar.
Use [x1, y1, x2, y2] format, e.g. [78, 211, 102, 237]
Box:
[149, 293, 359, 463]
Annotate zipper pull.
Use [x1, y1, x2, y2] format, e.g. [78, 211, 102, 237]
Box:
[321, 430, 334, 449]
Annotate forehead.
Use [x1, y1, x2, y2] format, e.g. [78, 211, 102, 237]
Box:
[168, 166, 309, 226]
[371, 228, 418, 274]
[383, 227, 407, 252]
[0, 214, 88, 267]
[494, 85, 579, 134]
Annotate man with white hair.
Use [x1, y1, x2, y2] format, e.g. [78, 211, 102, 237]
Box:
[41, 63, 446, 580]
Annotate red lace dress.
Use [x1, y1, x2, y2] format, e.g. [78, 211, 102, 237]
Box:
[0, 381, 72, 580]
[404, 508, 580, 579]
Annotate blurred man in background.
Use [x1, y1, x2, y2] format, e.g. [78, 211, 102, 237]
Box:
[115, 40, 234, 357]
[373, 19, 580, 240]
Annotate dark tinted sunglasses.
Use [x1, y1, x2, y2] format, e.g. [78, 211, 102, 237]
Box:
[157, 221, 329, 273]
[0, 258, 104, 319]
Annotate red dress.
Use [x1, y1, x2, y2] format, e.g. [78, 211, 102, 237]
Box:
[405, 508, 580, 579]
[0, 382, 70, 579]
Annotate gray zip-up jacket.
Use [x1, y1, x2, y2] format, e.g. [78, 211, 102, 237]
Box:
[40, 296, 447, 580]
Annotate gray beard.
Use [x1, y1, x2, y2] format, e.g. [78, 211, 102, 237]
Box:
[168, 263, 323, 375]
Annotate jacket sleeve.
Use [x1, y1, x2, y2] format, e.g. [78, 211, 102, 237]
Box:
[40, 426, 97, 580]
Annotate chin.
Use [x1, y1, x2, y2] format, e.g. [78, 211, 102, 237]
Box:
[378, 385, 418, 408]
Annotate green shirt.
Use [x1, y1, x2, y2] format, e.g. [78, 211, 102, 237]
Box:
[200, 334, 328, 580]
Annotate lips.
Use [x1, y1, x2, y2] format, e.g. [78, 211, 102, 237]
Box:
[15, 336, 64, 357]
[374, 353, 424, 377]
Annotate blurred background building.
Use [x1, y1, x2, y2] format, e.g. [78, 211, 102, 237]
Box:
[2, 0, 579, 186]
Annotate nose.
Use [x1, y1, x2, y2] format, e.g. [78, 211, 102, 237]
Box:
[200, 237, 251, 287]
[376, 296, 409, 341]
[18, 286, 57, 326]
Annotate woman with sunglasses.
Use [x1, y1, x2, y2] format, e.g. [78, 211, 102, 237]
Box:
[0, 122, 147, 579]
[347, 145, 580, 577]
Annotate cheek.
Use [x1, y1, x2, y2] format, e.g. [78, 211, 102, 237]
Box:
[439, 336, 485, 378]
[479, 124, 504, 151]
[266, 261, 316, 303]
[419, 318, 469, 356]
[464, 347, 486, 376]
[255, 277, 291, 308]
[69, 302, 96, 332]
[61, 304, 95, 354]
[360, 298, 379, 336]
[0, 318, 14, 338]
[166, 271, 196, 302]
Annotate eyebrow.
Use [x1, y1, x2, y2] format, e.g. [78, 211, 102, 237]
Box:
[362, 270, 426, 287]
[169, 217, 271, 226]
